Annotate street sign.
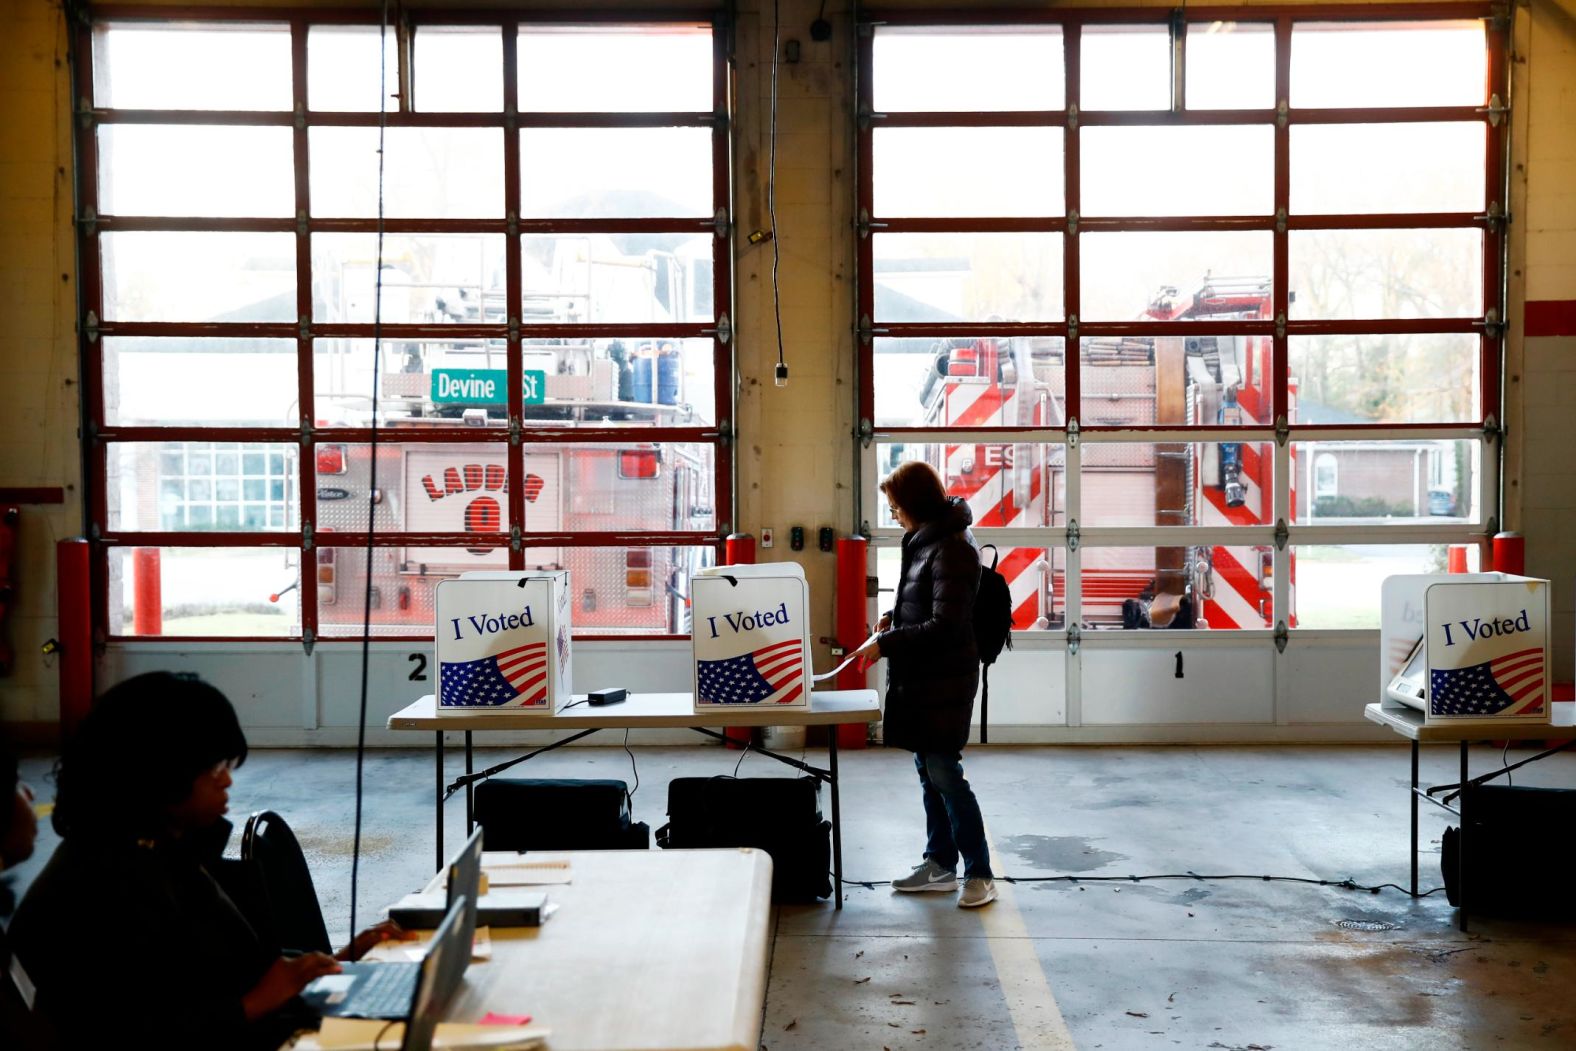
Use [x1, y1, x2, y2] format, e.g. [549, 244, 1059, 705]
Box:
[432, 369, 506, 405]
[522, 369, 545, 406]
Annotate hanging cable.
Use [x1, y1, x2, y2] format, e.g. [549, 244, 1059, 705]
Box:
[769, 0, 787, 387]
[350, 0, 392, 939]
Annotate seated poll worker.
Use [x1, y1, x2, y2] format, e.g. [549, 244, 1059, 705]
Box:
[853, 461, 997, 908]
[10, 672, 407, 1050]
[3, 748, 52, 1051]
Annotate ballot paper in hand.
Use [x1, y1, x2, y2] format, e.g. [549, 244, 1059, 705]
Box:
[811, 633, 881, 683]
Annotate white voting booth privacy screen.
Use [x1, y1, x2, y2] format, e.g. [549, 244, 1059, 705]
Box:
[1379, 572, 1550, 726]
[435, 571, 573, 714]
[691, 563, 811, 710]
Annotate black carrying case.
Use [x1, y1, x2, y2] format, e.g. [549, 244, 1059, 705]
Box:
[1442, 783, 1576, 917]
[473, 777, 650, 851]
[656, 776, 832, 902]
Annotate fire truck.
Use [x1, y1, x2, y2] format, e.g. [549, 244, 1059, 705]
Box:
[907, 276, 1289, 631]
[306, 232, 718, 637]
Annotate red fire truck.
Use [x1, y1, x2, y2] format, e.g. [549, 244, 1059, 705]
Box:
[908, 276, 1290, 630]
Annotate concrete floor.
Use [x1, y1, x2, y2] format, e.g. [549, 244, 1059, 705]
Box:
[9, 741, 1576, 1050]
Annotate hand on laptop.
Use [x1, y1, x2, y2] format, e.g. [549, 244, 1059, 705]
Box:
[339, 919, 419, 962]
[243, 952, 342, 1021]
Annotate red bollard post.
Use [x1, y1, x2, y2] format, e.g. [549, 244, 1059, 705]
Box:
[56, 538, 94, 737]
[1493, 531, 1525, 576]
[132, 547, 163, 636]
[1446, 544, 1470, 574]
[834, 537, 870, 749]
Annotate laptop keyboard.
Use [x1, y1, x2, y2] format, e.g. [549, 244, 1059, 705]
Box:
[340, 963, 420, 1019]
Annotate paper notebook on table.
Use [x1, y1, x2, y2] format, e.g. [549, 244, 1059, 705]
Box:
[298, 1019, 550, 1050]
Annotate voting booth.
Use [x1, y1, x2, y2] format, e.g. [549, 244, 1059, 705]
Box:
[435, 571, 573, 714]
[692, 562, 811, 710]
[1378, 572, 1551, 727]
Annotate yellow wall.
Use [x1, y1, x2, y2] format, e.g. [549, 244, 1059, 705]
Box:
[2, 0, 1573, 726]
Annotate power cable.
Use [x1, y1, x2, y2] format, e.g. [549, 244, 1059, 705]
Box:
[838, 870, 1448, 899]
[350, 0, 392, 939]
[768, 0, 787, 386]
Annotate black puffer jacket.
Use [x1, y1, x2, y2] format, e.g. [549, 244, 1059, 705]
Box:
[878, 497, 981, 754]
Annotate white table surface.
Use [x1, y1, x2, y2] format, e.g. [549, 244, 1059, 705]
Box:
[1363, 700, 1575, 742]
[388, 690, 880, 732]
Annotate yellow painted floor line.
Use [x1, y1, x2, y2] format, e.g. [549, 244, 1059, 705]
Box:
[977, 821, 1078, 1051]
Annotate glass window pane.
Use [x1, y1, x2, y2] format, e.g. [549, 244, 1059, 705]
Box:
[414, 27, 503, 111]
[1293, 440, 1479, 523]
[1082, 441, 1275, 526]
[873, 127, 1063, 217]
[311, 128, 504, 218]
[875, 336, 1066, 430]
[309, 26, 399, 112]
[874, 233, 1063, 323]
[1292, 124, 1484, 214]
[873, 27, 1064, 111]
[1291, 22, 1487, 108]
[311, 233, 507, 324]
[312, 442, 715, 539]
[1289, 228, 1482, 320]
[98, 126, 294, 217]
[1186, 22, 1274, 109]
[518, 26, 712, 112]
[874, 442, 1065, 529]
[1081, 126, 1273, 216]
[106, 337, 297, 426]
[1082, 26, 1171, 110]
[521, 232, 713, 323]
[1291, 334, 1480, 424]
[316, 544, 717, 637]
[1079, 234, 1272, 322]
[1292, 544, 1454, 629]
[520, 128, 712, 218]
[93, 23, 292, 110]
[878, 544, 1062, 630]
[1082, 333, 1276, 426]
[108, 442, 299, 532]
[109, 547, 300, 637]
[102, 232, 296, 323]
[1082, 545, 1273, 629]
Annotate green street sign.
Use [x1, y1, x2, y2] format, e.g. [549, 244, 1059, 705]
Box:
[432, 369, 506, 405]
[522, 369, 545, 406]
[429, 369, 546, 405]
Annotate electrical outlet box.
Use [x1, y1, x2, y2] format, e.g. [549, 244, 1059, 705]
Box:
[818, 526, 834, 552]
[789, 526, 805, 551]
[760, 527, 775, 548]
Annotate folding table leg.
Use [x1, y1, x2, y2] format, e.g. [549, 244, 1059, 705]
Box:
[436, 731, 446, 871]
[465, 731, 474, 834]
[1458, 741, 1469, 932]
[829, 730, 843, 910]
[1410, 739, 1419, 897]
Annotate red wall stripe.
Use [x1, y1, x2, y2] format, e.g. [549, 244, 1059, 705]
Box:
[1525, 300, 1576, 338]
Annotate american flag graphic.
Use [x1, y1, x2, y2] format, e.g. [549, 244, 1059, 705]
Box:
[1429, 646, 1546, 717]
[440, 642, 548, 708]
[698, 639, 804, 705]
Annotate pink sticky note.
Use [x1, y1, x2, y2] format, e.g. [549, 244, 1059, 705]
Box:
[479, 1012, 533, 1026]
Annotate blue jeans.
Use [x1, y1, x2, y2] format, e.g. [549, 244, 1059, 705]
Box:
[914, 751, 993, 879]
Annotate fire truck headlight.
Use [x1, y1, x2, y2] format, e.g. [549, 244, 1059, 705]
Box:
[1224, 479, 1247, 508]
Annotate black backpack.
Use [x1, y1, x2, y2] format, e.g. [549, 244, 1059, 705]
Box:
[974, 544, 1014, 743]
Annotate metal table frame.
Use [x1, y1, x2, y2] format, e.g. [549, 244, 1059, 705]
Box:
[391, 691, 881, 909]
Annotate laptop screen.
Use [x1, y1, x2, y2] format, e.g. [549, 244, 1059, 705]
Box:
[402, 894, 471, 1051]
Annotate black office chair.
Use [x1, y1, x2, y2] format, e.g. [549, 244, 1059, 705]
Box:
[241, 810, 333, 955]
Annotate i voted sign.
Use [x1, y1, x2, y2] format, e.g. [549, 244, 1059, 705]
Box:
[692, 564, 811, 710]
[431, 369, 547, 406]
[1424, 580, 1548, 721]
[435, 573, 569, 712]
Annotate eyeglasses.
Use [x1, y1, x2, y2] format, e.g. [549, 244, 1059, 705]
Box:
[206, 758, 237, 779]
[887, 505, 901, 517]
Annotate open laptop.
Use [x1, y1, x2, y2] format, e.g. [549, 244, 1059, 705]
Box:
[303, 829, 483, 1020]
[399, 895, 472, 1051]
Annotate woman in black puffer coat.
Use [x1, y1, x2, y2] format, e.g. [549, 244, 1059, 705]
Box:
[854, 461, 996, 907]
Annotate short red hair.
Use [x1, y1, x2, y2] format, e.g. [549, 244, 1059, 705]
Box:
[880, 460, 949, 525]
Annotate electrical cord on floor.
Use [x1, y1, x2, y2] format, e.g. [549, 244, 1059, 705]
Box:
[732, 740, 754, 777]
[622, 728, 640, 809]
[1501, 740, 1513, 787]
[836, 871, 1449, 899]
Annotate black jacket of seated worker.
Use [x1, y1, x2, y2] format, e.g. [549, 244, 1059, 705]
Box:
[9, 673, 345, 1051]
[865, 463, 994, 892]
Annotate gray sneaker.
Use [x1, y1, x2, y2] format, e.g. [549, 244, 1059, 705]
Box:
[892, 859, 958, 893]
[958, 877, 998, 908]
